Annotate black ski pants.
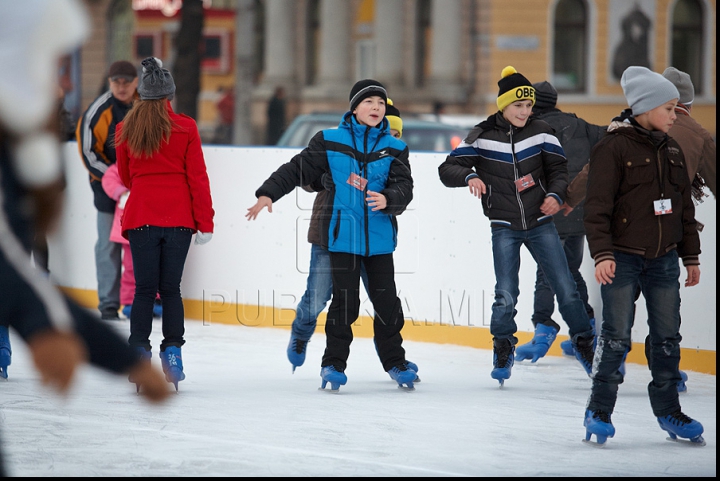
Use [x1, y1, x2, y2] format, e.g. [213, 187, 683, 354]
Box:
[322, 252, 406, 372]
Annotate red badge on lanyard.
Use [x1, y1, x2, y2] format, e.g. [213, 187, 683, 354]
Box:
[347, 172, 368, 191]
[515, 174, 535, 192]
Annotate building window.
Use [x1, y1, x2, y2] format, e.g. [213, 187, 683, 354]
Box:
[201, 29, 232, 74]
[133, 31, 162, 60]
[306, 0, 320, 86]
[356, 40, 376, 80]
[671, 0, 704, 95]
[415, 0, 431, 88]
[552, 0, 587, 92]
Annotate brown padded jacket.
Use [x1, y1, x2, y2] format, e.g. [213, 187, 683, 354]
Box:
[584, 120, 700, 267]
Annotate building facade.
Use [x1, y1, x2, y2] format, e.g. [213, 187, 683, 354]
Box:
[74, 0, 716, 144]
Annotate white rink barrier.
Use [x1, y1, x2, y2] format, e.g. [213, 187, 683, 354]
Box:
[51, 143, 716, 372]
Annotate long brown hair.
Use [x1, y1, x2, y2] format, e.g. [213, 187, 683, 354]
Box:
[117, 99, 172, 157]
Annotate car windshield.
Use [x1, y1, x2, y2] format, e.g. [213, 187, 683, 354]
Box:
[276, 114, 466, 152]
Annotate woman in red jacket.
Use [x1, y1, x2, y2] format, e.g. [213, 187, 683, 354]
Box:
[115, 57, 214, 391]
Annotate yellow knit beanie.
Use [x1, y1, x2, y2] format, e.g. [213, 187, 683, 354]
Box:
[385, 98, 403, 138]
[496, 66, 535, 111]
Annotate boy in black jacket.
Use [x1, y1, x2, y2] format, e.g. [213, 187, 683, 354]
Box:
[439, 66, 595, 386]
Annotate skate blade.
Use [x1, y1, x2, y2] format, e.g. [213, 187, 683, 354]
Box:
[582, 438, 608, 447]
[397, 385, 415, 392]
[318, 387, 341, 394]
[666, 436, 706, 446]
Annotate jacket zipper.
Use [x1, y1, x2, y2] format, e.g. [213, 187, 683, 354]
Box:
[509, 127, 527, 230]
[654, 142, 665, 258]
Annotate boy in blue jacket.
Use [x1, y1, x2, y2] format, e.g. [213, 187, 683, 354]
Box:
[247, 80, 415, 391]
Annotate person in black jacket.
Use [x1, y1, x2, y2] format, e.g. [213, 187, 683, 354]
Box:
[438, 66, 595, 386]
[514, 81, 606, 363]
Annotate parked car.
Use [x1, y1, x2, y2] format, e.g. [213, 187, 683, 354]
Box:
[275, 112, 468, 152]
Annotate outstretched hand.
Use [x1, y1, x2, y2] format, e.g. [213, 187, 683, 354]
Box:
[127, 362, 171, 403]
[246, 196, 273, 220]
[28, 329, 87, 396]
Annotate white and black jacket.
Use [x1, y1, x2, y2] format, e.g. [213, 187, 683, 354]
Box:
[439, 112, 568, 231]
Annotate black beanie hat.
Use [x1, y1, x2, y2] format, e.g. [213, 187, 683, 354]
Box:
[496, 66, 535, 111]
[349, 79, 387, 111]
[532, 81, 558, 110]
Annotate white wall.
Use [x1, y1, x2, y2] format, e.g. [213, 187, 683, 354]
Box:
[52, 143, 716, 351]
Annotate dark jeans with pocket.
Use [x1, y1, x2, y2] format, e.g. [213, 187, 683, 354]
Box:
[128, 226, 192, 351]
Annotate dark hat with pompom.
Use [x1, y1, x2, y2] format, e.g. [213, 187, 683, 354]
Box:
[137, 57, 175, 100]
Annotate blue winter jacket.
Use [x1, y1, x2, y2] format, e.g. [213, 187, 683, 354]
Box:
[256, 112, 413, 256]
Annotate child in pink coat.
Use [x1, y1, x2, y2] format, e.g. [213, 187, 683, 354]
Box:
[101, 163, 161, 319]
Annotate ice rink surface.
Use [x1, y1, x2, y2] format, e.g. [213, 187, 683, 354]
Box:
[1, 319, 715, 477]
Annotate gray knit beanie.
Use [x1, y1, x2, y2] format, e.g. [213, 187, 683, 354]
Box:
[662, 67, 694, 106]
[137, 57, 175, 101]
[621, 66, 679, 116]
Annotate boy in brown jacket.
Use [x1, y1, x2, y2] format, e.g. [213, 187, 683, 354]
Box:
[582, 66, 704, 446]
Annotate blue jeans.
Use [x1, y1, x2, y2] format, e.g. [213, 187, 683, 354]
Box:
[96, 211, 121, 311]
[588, 250, 683, 417]
[291, 244, 369, 341]
[531, 233, 594, 330]
[490, 223, 592, 343]
[127, 226, 192, 351]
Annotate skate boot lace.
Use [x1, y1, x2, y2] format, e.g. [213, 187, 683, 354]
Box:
[592, 410, 611, 423]
[495, 341, 512, 368]
[293, 339, 308, 355]
[666, 410, 693, 426]
[576, 336, 594, 364]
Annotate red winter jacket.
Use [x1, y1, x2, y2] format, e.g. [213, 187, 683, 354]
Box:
[115, 101, 214, 237]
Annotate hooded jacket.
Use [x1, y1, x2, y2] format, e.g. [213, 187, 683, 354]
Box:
[438, 112, 567, 231]
[256, 112, 413, 256]
[584, 113, 700, 266]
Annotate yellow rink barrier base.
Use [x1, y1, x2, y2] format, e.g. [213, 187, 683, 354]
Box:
[61, 287, 716, 376]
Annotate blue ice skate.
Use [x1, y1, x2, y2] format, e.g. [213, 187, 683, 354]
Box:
[657, 410, 705, 446]
[0, 325, 11, 380]
[388, 365, 416, 391]
[287, 335, 308, 372]
[152, 300, 163, 319]
[560, 339, 575, 356]
[490, 338, 514, 387]
[121, 305, 132, 319]
[319, 365, 347, 392]
[583, 409, 615, 445]
[387, 360, 421, 383]
[160, 346, 185, 392]
[515, 324, 558, 363]
[128, 346, 152, 392]
[561, 318, 595, 356]
[677, 370, 688, 393]
[573, 334, 595, 377]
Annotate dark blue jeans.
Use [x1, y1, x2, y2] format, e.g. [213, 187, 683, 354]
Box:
[291, 244, 369, 340]
[587, 250, 683, 417]
[128, 226, 192, 351]
[490, 223, 592, 344]
[531, 233, 594, 330]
